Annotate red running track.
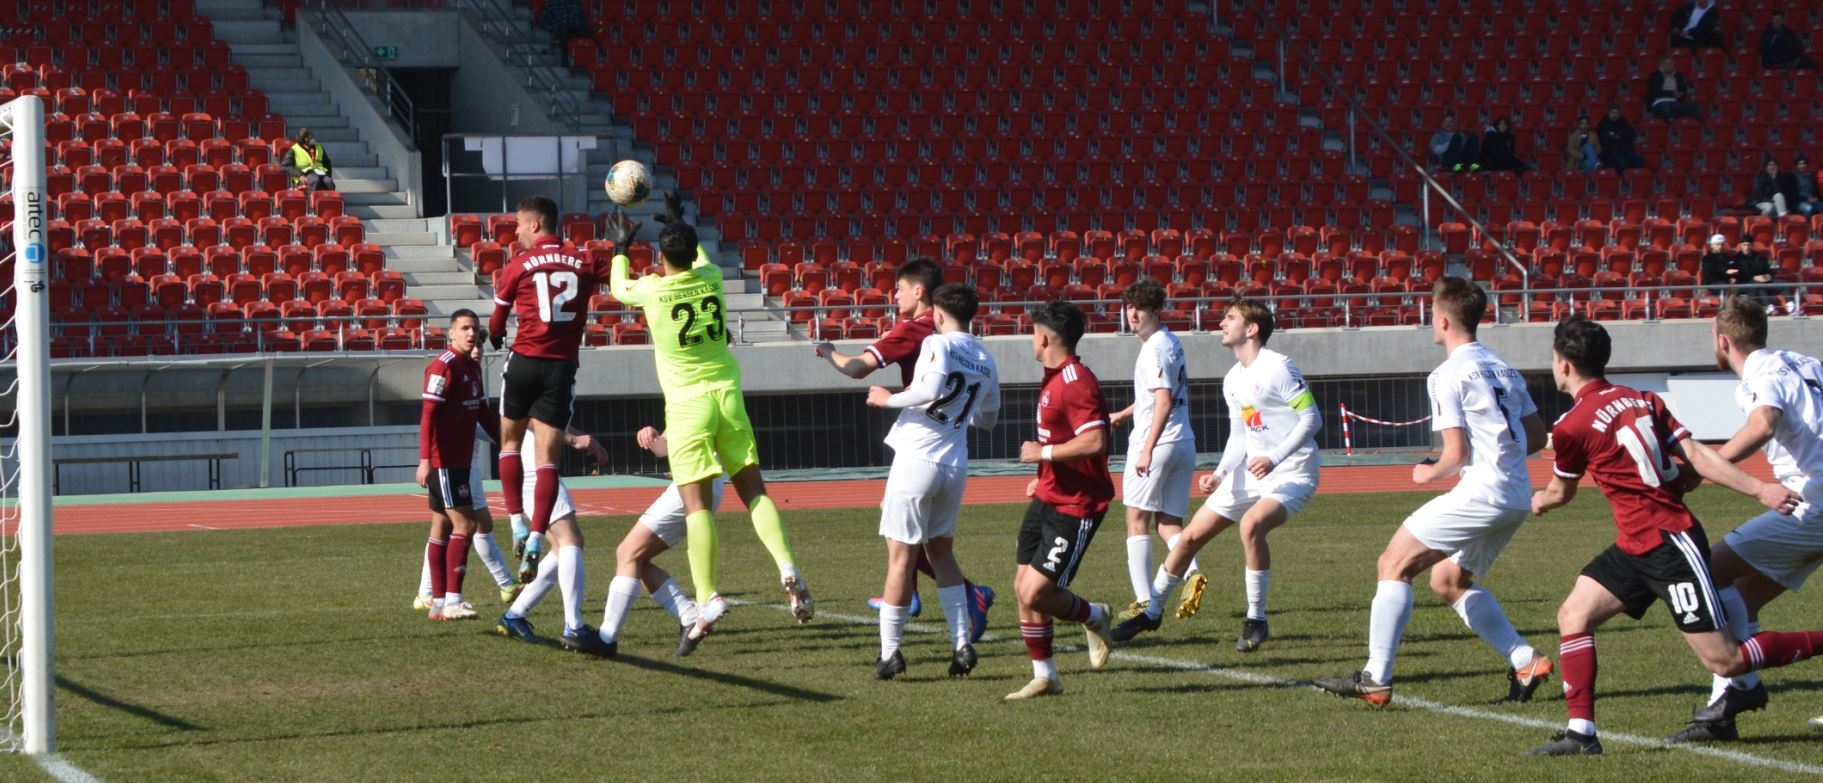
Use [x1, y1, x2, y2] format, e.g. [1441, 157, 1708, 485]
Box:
[41, 454, 1776, 535]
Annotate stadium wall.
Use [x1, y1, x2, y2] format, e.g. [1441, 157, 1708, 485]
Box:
[296, 17, 424, 212]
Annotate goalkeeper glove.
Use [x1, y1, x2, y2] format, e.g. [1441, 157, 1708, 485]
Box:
[654, 191, 685, 224]
[603, 212, 641, 248]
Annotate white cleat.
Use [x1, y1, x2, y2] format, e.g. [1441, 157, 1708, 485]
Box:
[1084, 602, 1113, 669]
[1002, 677, 1064, 702]
[783, 574, 816, 624]
[440, 601, 478, 621]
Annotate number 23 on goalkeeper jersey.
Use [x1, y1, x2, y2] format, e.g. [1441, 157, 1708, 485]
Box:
[609, 246, 742, 396]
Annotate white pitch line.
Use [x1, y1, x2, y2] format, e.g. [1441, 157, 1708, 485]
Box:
[186, 524, 220, 531]
[733, 600, 1823, 775]
[34, 754, 104, 783]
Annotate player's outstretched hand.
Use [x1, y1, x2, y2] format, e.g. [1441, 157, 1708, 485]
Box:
[1019, 440, 1044, 463]
[812, 341, 835, 359]
[1758, 482, 1804, 515]
[603, 211, 641, 248]
[1109, 408, 1131, 426]
[635, 426, 660, 452]
[1246, 455, 1275, 479]
[653, 191, 685, 224]
[865, 386, 893, 408]
[488, 331, 503, 351]
[1196, 471, 1219, 493]
[1025, 478, 1039, 498]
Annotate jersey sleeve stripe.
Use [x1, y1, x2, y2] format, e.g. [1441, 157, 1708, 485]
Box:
[864, 345, 886, 365]
[1074, 420, 1106, 435]
[1552, 465, 1582, 479]
[1670, 426, 1691, 441]
[492, 297, 510, 307]
[422, 393, 446, 402]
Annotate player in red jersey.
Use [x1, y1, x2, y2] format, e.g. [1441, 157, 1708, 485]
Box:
[1003, 301, 1114, 702]
[1526, 316, 1811, 756]
[485, 195, 613, 654]
[812, 258, 995, 636]
[416, 310, 501, 621]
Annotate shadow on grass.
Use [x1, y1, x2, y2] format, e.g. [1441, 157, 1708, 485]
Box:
[56, 675, 204, 732]
[611, 652, 845, 703]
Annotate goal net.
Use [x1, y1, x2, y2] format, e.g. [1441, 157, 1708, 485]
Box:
[0, 94, 54, 755]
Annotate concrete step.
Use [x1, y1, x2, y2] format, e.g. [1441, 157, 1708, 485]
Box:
[329, 153, 380, 168]
[235, 53, 307, 68]
[306, 127, 363, 143]
[367, 231, 438, 246]
[384, 243, 455, 259]
[335, 165, 390, 180]
[370, 218, 433, 233]
[318, 141, 372, 158]
[724, 293, 765, 309]
[343, 191, 411, 207]
[411, 284, 485, 300]
[335, 178, 399, 194]
[427, 299, 496, 317]
[277, 114, 350, 129]
[221, 42, 295, 56]
[386, 257, 461, 274]
[404, 272, 476, 286]
[348, 204, 420, 220]
[247, 76, 322, 93]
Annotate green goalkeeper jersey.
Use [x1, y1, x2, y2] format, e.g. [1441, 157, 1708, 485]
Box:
[610, 247, 742, 396]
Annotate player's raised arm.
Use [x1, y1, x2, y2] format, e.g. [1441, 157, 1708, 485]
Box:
[604, 215, 645, 304]
[487, 264, 515, 349]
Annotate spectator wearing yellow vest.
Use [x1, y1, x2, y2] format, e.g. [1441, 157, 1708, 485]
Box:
[283, 128, 335, 192]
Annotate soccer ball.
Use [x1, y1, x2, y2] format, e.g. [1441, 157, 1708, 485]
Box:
[604, 160, 652, 207]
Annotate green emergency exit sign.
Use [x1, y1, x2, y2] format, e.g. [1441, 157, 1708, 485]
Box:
[374, 45, 399, 60]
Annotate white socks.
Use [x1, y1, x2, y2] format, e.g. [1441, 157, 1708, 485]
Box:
[1245, 569, 1271, 621]
[937, 583, 969, 649]
[1713, 586, 1762, 700]
[880, 604, 909, 659]
[474, 532, 515, 590]
[1145, 566, 1185, 620]
[506, 552, 559, 619]
[1126, 535, 1153, 604]
[1034, 657, 1057, 681]
[650, 578, 698, 627]
[418, 557, 432, 598]
[1451, 586, 1535, 670]
[1365, 580, 1414, 685]
[599, 575, 640, 644]
[1165, 532, 1202, 576]
[557, 545, 585, 632]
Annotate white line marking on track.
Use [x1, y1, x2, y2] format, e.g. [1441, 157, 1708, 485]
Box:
[732, 600, 1823, 775]
[186, 524, 220, 531]
[35, 754, 104, 783]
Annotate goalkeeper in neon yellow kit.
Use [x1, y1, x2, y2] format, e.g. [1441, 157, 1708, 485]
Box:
[608, 193, 814, 648]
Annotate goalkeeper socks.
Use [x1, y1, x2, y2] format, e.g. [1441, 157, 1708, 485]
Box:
[557, 545, 585, 632]
[445, 533, 471, 600]
[425, 538, 447, 605]
[473, 532, 514, 590]
[1126, 535, 1153, 605]
[600, 575, 640, 643]
[506, 553, 559, 619]
[498, 451, 523, 515]
[684, 509, 720, 604]
[746, 494, 795, 570]
[532, 464, 559, 532]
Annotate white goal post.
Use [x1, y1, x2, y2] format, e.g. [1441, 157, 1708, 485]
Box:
[1, 94, 55, 755]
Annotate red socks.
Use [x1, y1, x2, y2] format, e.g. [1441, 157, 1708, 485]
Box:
[498, 451, 523, 516]
[1742, 630, 1823, 670]
[532, 464, 560, 532]
[1021, 621, 1055, 661]
[1062, 595, 1091, 623]
[1560, 633, 1597, 723]
[426, 538, 447, 602]
[445, 533, 471, 598]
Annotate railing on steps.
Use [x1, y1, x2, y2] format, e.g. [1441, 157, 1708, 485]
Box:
[451, 0, 589, 131]
[306, 0, 419, 143]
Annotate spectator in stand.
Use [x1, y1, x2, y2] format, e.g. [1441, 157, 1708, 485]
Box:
[1564, 115, 1602, 173]
[1670, 0, 1727, 51]
[1429, 112, 1481, 172]
[1701, 234, 1753, 297]
[540, 0, 589, 42]
[1733, 240, 1786, 313]
[1791, 156, 1821, 216]
[1596, 108, 1646, 171]
[1760, 11, 1818, 69]
[281, 128, 333, 192]
[1477, 117, 1531, 172]
[1646, 55, 1704, 121]
[1751, 158, 1792, 217]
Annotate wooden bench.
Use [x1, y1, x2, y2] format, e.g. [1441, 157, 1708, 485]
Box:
[53, 452, 237, 494]
[283, 447, 416, 486]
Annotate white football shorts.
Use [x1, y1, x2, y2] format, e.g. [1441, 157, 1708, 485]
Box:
[1724, 505, 1823, 591]
[640, 477, 728, 548]
[1200, 465, 1317, 522]
[879, 455, 969, 545]
[1402, 491, 1529, 577]
[516, 472, 572, 522]
[1123, 438, 1196, 520]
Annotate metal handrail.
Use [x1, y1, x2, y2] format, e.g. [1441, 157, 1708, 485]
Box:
[451, 0, 589, 131]
[1231, 0, 1531, 311]
[307, 0, 419, 143]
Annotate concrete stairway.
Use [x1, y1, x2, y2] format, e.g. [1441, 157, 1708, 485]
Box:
[197, 0, 490, 316]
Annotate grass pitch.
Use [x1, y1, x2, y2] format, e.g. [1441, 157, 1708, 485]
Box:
[12, 489, 1823, 782]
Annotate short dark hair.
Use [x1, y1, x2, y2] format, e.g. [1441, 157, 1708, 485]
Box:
[1226, 297, 1275, 344]
[1716, 294, 1769, 349]
[1122, 278, 1166, 313]
[931, 283, 978, 325]
[1032, 300, 1086, 352]
[450, 308, 478, 324]
[1431, 276, 1487, 334]
[515, 196, 558, 237]
[658, 222, 697, 267]
[894, 258, 942, 302]
[1553, 314, 1611, 378]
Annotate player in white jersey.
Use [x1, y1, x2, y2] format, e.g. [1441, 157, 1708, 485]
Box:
[1667, 296, 1823, 743]
[492, 423, 616, 656]
[1106, 280, 1206, 622]
[1316, 277, 1554, 706]
[1111, 297, 1318, 652]
[864, 283, 1001, 680]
